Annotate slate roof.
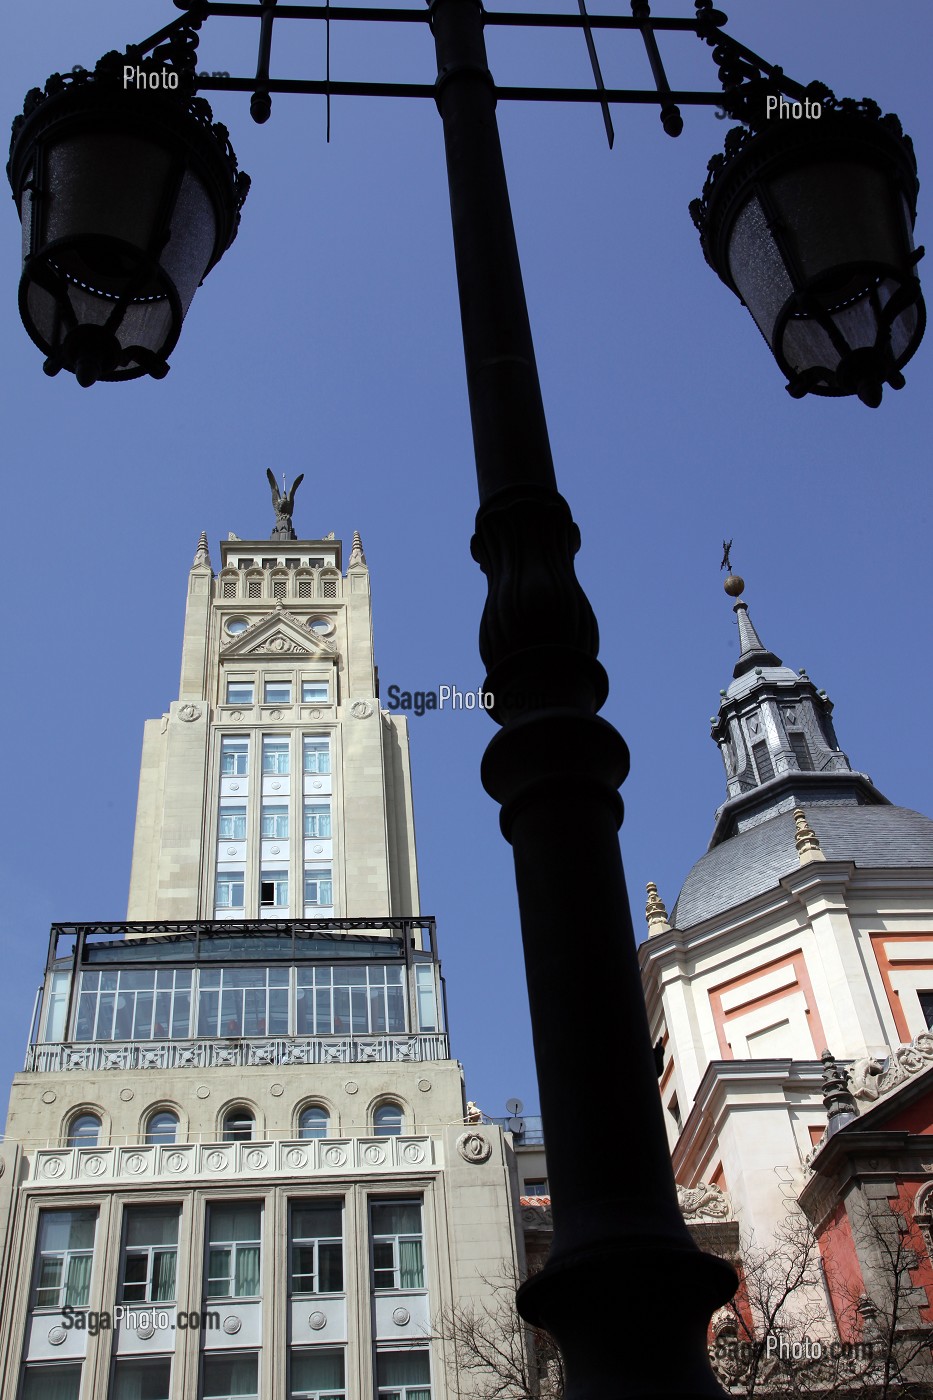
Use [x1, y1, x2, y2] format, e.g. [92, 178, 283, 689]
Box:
[671, 803, 933, 931]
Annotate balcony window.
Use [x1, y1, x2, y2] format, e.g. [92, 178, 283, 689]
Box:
[146, 1110, 180, 1145]
[261, 804, 289, 840]
[226, 682, 255, 706]
[303, 737, 331, 775]
[373, 1103, 404, 1137]
[304, 803, 332, 839]
[415, 966, 438, 1034]
[121, 1207, 179, 1304]
[371, 1200, 424, 1290]
[76, 969, 193, 1042]
[206, 1205, 261, 1299]
[41, 970, 70, 1042]
[112, 1358, 172, 1400]
[375, 1351, 431, 1400]
[265, 680, 292, 704]
[221, 737, 249, 776]
[290, 1350, 345, 1400]
[223, 1108, 255, 1142]
[262, 739, 290, 775]
[290, 1202, 344, 1295]
[301, 682, 329, 704]
[202, 1354, 260, 1400]
[219, 805, 247, 840]
[298, 1105, 330, 1140]
[33, 1209, 96, 1308]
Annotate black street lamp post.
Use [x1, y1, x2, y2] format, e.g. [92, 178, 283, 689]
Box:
[6, 4, 926, 1395]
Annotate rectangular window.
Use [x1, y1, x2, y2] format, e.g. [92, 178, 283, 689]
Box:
[33, 1209, 96, 1309]
[302, 682, 329, 704]
[75, 969, 193, 1042]
[415, 965, 438, 1033]
[303, 738, 331, 775]
[262, 558, 279, 569]
[263, 738, 290, 775]
[290, 1202, 344, 1295]
[41, 970, 70, 1042]
[226, 682, 255, 705]
[221, 737, 249, 776]
[375, 1350, 431, 1400]
[121, 1208, 180, 1304]
[291, 1350, 345, 1400]
[197, 966, 290, 1038]
[219, 805, 247, 840]
[237, 559, 255, 570]
[304, 803, 332, 839]
[920, 991, 933, 1030]
[752, 740, 774, 784]
[112, 1357, 172, 1400]
[788, 731, 813, 771]
[261, 870, 289, 908]
[22, 1367, 82, 1400]
[296, 965, 405, 1036]
[202, 1353, 260, 1400]
[371, 1201, 424, 1291]
[216, 870, 246, 910]
[206, 1204, 261, 1299]
[523, 1179, 548, 1197]
[265, 680, 293, 704]
[261, 804, 290, 840]
[303, 869, 334, 909]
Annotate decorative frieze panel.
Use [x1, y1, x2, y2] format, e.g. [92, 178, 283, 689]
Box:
[851, 1030, 933, 1102]
[25, 1034, 449, 1074]
[29, 1135, 439, 1188]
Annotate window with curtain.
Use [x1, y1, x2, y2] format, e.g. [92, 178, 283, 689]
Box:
[262, 738, 290, 775]
[371, 1201, 424, 1291]
[261, 870, 289, 907]
[375, 1349, 431, 1400]
[303, 737, 331, 774]
[290, 1202, 344, 1295]
[223, 1108, 255, 1143]
[215, 871, 246, 910]
[303, 869, 333, 909]
[121, 1208, 180, 1304]
[303, 802, 332, 839]
[146, 1110, 179, 1145]
[221, 737, 249, 776]
[33, 1209, 97, 1309]
[111, 1356, 172, 1400]
[261, 804, 289, 839]
[66, 1113, 101, 1148]
[202, 1353, 260, 1400]
[206, 1204, 262, 1299]
[219, 804, 248, 839]
[290, 1349, 345, 1399]
[373, 1104, 404, 1136]
[21, 1365, 82, 1400]
[298, 1105, 329, 1140]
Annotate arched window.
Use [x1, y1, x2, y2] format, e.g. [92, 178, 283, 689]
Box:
[222, 1107, 255, 1142]
[373, 1103, 404, 1136]
[67, 1113, 101, 1148]
[146, 1110, 179, 1145]
[298, 1105, 329, 1140]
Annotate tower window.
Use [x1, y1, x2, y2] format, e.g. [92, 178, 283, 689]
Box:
[298, 1105, 330, 1140]
[261, 871, 289, 907]
[206, 1204, 261, 1298]
[121, 1207, 180, 1304]
[375, 1351, 431, 1400]
[303, 737, 331, 775]
[262, 558, 279, 569]
[227, 681, 254, 705]
[302, 682, 329, 704]
[33, 1208, 97, 1309]
[262, 738, 290, 775]
[111, 1359, 172, 1400]
[216, 871, 245, 910]
[264, 680, 292, 704]
[67, 1113, 101, 1148]
[752, 740, 774, 784]
[371, 1200, 424, 1290]
[222, 1109, 255, 1143]
[237, 559, 255, 570]
[788, 731, 814, 771]
[202, 1354, 259, 1400]
[219, 805, 247, 840]
[146, 1110, 179, 1145]
[261, 804, 289, 840]
[303, 868, 333, 908]
[373, 1103, 404, 1137]
[304, 803, 332, 839]
[290, 1349, 345, 1400]
[290, 1201, 344, 1294]
[221, 738, 249, 776]
[22, 1367, 83, 1400]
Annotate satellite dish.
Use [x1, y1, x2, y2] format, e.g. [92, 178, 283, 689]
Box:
[507, 1116, 525, 1135]
[505, 1097, 523, 1115]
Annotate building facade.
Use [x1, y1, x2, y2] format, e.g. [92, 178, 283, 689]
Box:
[0, 502, 524, 1400]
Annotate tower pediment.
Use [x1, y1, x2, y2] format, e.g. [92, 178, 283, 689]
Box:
[220, 603, 336, 659]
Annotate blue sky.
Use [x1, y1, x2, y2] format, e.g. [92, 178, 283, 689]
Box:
[1, 2, 931, 1124]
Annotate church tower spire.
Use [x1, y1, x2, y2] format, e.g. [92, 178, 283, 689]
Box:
[708, 562, 883, 847]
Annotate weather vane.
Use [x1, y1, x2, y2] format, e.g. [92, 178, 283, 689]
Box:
[720, 538, 733, 573]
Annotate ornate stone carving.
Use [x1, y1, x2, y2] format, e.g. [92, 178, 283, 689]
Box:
[457, 1131, 492, 1164]
[851, 1032, 933, 1102]
[645, 881, 671, 936]
[223, 1315, 242, 1335]
[348, 531, 367, 568]
[48, 1326, 67, 1346]
[392, 1307, 411, 1326]
[308, 1311, 327, 1330]
[676, 1182, 731, 1220]
[793, 807, 825, 864]
[178, 703, 202, 722]
[350, 699, 375, 719]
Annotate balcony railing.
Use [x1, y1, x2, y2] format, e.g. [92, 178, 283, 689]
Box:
[25, 1033, 450, 1073]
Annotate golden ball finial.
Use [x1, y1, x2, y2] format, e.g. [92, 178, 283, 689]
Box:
[723, 573, 745, 598]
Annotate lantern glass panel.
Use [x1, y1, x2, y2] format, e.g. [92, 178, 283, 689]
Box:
[769, 163, 905, 283]
[727, 194, 794, 342]
[160, 167, 220, 314]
